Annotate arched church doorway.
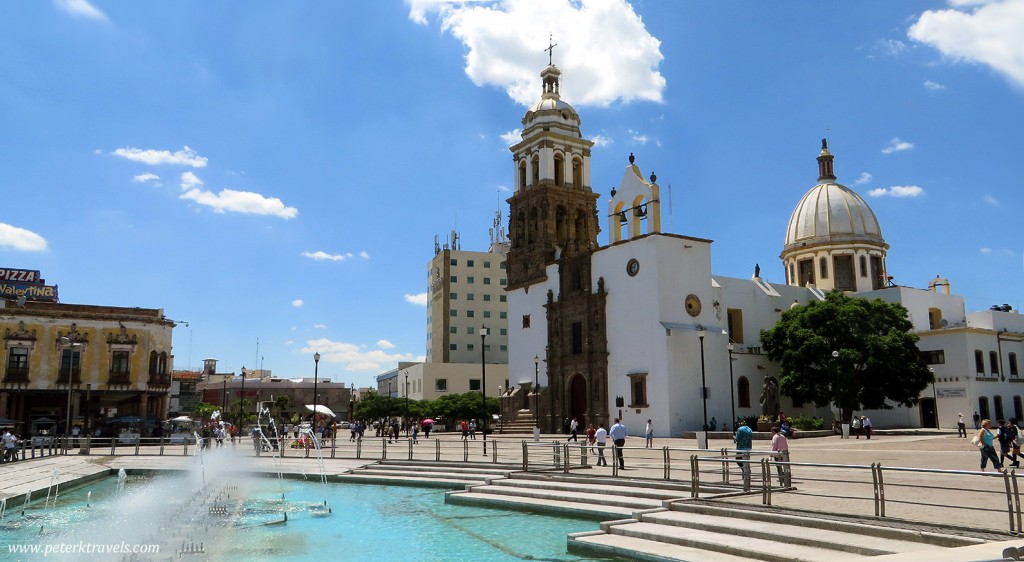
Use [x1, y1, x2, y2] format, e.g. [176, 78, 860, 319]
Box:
[569, 374, 587, 423]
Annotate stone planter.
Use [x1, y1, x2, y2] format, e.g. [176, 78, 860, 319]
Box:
[756, 421, 772, 432]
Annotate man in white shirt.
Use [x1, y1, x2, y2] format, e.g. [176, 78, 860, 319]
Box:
[609, 419, 627, 469]
[770, 426, 791, 487]
[568, 418, 579, 442]
[594, 423, 608, 466]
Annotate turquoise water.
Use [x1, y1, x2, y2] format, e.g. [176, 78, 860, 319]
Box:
[0, 474, 613, 561]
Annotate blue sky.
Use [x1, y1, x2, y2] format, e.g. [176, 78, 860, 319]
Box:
[1, 0, 1021, 388]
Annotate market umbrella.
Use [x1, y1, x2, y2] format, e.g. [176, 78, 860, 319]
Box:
[422, 418, 435, 424]
[304, 404, 337, 418]
[168, 415, 192, 423]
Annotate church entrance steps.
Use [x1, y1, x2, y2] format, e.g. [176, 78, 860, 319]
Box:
[567, 499, 990, 561]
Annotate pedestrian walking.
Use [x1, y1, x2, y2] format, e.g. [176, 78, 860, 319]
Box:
[460, 420, 469, 440]
[770, 426, 791, 487]
[851, 415, 862, 438]
[645, 419, 654, 448]
[586, 424, 596, 452]
[977, 419, 1003, 471]
[734, 420, 753, 490]
[974, 411, 981, 430]
[997, 419, 1019, 467]
[861, 416, 873, 439]
[594, 423, 608, 466]
[567, 418, 579, 442]
[1010, 418, 1022, 468]
[412, 424, 419, 444]
[469, 420, 477, 440]
[609, 418, 627, 470]
[957, 413, 967, 438]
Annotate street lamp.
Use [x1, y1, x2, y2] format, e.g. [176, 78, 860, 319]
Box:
[697, 327, 707, 430]
[481, 326, 489, 456]
[405, 374, 409, 436]
[313, 352, 320, 431]
[727, 341, 736, 429]
[59, 336, 82, 442]
[831, 350, 842, 428]
[240, 366, 247, 425]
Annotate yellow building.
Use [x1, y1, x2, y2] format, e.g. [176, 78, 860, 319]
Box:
[1, 299, 175, 437]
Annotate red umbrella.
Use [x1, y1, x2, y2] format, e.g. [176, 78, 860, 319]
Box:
[422, 418, 435, 424]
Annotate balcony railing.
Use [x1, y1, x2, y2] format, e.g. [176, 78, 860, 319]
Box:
[57, 369, 82, 385]
[3, 366, 29, 383]
[147, 373, 171, 387]
[107, 371, 132, 386]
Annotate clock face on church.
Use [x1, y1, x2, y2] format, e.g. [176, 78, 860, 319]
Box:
[684, 294, 702, 317]
[626, 258, 640, 277]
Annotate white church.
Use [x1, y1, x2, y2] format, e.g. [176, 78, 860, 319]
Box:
[499, 60, 1023, 436]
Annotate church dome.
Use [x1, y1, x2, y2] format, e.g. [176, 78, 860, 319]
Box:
[783, 143, 884, 252]
[520, 64, 583, 139]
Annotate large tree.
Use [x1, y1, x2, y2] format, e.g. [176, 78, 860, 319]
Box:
[760, 290, 933, 423]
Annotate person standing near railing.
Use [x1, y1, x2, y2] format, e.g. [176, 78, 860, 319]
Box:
[978, 419, 1002, 471]
[609, 418, 627, 470]
[645, 419, 654, 448]
[770, 426, 791, 487]
[734, 420, 753, 490]
[594, 423, 608, 466]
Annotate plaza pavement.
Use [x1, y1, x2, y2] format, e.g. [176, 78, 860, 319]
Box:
[2, 428, 1021, 561]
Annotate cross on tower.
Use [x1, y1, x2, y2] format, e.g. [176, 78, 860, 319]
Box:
[545, 35, 557, 66]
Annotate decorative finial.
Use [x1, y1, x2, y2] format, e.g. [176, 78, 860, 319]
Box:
[628, 152, 635, 165]
[821, 138, 828, 150]
[650, 172, 657, 183]
[545, 35, 558, 66]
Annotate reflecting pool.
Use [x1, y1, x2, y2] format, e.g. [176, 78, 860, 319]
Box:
[0, 471, 615, 561]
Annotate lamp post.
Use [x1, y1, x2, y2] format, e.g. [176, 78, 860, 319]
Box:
[221, 378, 227, 411]
[697, 328, 707, 431]
[481, 326, 489, 456]
[533, 355, 540, 393]
[405, 374, 409, 436]
[59, 337, 82, 442]
[831, 350, 840, 424]
[313, 352, 320, 431]
[727, 342, 736, 429]
[240, 366, 247, 425]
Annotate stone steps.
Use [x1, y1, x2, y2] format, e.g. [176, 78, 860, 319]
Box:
[445, 490, 638, 520]
[336, 460, 514, 489]
[567, 500, 988, 561]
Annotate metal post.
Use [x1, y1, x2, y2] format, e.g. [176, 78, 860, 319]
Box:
[727, 342, 736, 428]
[240, 366, 247, 427]
[689, 454, 699, 497]
[698, 328, 707, 430]
[663, 447, 670, 480]
[522, 441, 529, 471]
[481, 326, 489, 456]
[313, 353, 320, 435]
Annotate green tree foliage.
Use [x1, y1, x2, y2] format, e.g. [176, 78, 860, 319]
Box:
[760, 290, 933, 423]
[192, 401, 217, 421]
[353, 391, 397, 420]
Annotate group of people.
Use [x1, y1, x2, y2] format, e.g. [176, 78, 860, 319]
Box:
[849, 415, 873, 439]
[975, 417, 1023, 471]
[1, 429, 20, 462]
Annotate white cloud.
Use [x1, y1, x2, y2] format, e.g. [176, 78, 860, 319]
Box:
[497, 185, 511, 193]
[112, 146, 208, 167]
[179, 173, 298, 219]
[924, 80, 946, 90]
[877, 39, 909, 56]
[302, 251, 350, 262]
[359, 251, 370, 259]
[867, 185, 925, 198]
[0, 223, 48, 252]
[881, 138, 914, 154]
[313, 323, 328, 330]
[500, 129, 521, 147]
[291, 299, 304, 308]
[983, 194, 1001, 206]
[286, 340, 295, 345]
[132, 173, 160, 184]
[629, 130, 650, 145]
[377, 339, 396, 349]
[909, 1, 1024, 87]
[410, 0, 665, 107]
[854, 172, 873, 185]
[980, 247, 993, 254]
[302, 338, 419, 373]
[55, 0, 108, 21]
[590, 134, 613, 148]
[405, 292, 428, 306]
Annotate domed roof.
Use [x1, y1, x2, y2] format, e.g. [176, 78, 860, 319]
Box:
[783, 143, 886, 252]
[520, 64, 583, 137]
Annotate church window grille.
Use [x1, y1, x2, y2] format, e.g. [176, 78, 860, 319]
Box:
[737, 377, 751, 407]
[819, 258, 828, 279]
[572, 158, 583, 189]
[60, 348, 82, 383]
[554, 153, 565, 186]
[628, 373, 648, 407]
[859, 256, 867, 277]
[531, 155, 540, 186]
[833, 256, 855, 291]
[519, 161, 527, 191]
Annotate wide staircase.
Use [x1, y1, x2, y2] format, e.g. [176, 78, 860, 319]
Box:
[567, 499, 995, 561]
[336, 460, 515, 489]
[500, 410, 538, 434]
